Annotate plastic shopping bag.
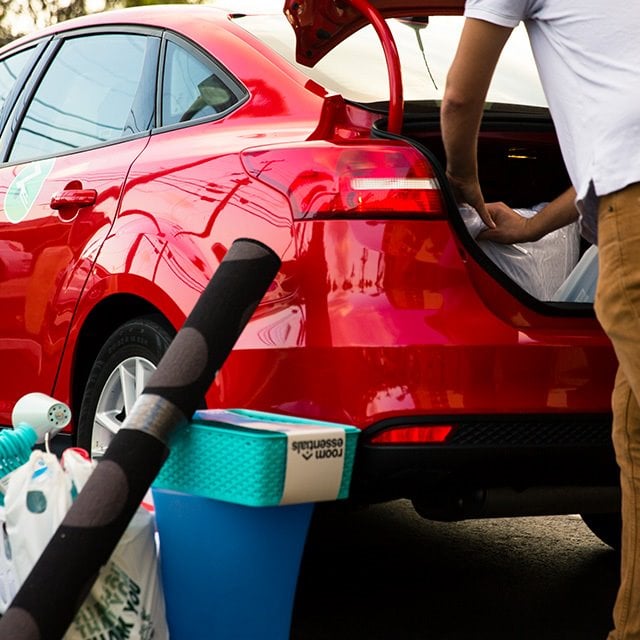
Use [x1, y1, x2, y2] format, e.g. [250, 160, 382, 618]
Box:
[552, 243, 599, 302]
[3, 448, 169, 639]
[459, 202, 581, 300]
[0, 507, 19, 614]
[4, 449, 73, 586]
[67, 507, 169, 640]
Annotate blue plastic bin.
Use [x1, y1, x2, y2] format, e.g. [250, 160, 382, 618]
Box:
[152, 409, 358, 639]
[152, 489, 314, 639]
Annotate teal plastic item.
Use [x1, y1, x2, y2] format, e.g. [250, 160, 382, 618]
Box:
[153, 408, 359, 507]
[0, 425, 37, 504]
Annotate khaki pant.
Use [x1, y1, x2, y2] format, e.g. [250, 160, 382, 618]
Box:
[596, 182, 640, 640]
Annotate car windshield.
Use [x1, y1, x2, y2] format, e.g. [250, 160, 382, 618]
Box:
[227, 5, 546, 108]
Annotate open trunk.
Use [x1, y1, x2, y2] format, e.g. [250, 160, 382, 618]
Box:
[373, 104, 596, 308]
[396, 104, 570, 207]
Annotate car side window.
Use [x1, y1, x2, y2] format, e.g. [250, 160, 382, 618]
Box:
[0, 47, 35, 118]
[161, 41, 239, 126]
[9, 33, 154, 163]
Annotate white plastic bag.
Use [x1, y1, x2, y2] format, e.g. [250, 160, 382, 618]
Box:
[459, 203, 581, 300]
[4, 450, 73, 586]
[552, 244, 599, 302]
[0, 507, 19, 614]
[66, 505, 169, 640]
[3, 448, 169, 639]
[63, 449, 169, 640]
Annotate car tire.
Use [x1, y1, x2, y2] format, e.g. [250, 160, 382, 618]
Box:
[581, 512, 622, 551]
[76, 315, 174, 459]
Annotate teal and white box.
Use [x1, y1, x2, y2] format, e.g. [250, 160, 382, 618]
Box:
[153, 409, 359, 507]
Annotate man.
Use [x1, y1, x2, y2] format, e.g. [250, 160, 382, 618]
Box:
[440, 3, 640, 639]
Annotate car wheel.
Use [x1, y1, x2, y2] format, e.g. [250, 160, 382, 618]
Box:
[76, 316, 174, 459]
[581, 512, 621, 551]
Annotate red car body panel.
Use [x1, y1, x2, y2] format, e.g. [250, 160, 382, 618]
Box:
[0, 139, 149, 420]
[0, 3, 619, 514]
[0, 5, 616, 424]
[213, 216, 615, 424]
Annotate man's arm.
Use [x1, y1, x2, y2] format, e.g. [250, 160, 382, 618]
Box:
[478, 187, 579, 243]
[441, 18, 513, 228]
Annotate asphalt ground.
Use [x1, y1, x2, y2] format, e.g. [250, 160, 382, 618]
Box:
[291, 500, 619, 640]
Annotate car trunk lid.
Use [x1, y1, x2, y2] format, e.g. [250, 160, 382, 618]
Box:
[284, 0, 463, 133]
[284, 0, 463, 65]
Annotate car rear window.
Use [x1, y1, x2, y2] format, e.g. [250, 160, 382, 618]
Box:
[161, 39, 244, 126]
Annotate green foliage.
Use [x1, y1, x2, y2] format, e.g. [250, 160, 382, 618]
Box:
[122, 0, 197, 4]
[1, 0, 88, 39]
[0, 30, 11, 48]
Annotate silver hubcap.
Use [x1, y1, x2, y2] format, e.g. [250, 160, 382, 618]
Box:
[91, 356, 156, 459]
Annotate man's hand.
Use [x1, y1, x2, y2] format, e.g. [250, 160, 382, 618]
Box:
[446, 172, 495, 228]
[477, 188, 579, 245]
[477, 202, 531, 243]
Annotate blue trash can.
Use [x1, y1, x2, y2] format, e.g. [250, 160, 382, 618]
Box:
[153, 489, 314, 640]
[151, 409, 358, 639]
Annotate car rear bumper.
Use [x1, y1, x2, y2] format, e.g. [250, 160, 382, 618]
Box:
[350, 412, 620, 518]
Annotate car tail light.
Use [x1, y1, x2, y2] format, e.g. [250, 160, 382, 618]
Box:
[242, 141, 444, 220]
[370, 424, 454, 444]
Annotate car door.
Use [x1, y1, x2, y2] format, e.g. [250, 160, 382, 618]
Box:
[0, 29, 159, 424]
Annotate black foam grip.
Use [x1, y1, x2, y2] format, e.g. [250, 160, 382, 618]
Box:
[144, 237, 281, 419]
[0, 238, 280, 639]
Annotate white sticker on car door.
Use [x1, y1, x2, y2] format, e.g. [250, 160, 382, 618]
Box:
[4, 158, 56, 223]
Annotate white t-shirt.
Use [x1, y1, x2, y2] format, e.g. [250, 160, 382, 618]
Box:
[464, 0, 640, 243]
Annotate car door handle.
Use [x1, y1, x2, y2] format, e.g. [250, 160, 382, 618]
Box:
[50, 188, 97, 210]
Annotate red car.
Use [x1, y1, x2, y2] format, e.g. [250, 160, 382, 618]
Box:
[0, 0, 619, 546]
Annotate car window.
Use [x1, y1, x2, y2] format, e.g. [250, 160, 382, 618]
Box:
[0, 47, 36, 118]
[9, 34, 154, 163]
[161, 41, 239, 126]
